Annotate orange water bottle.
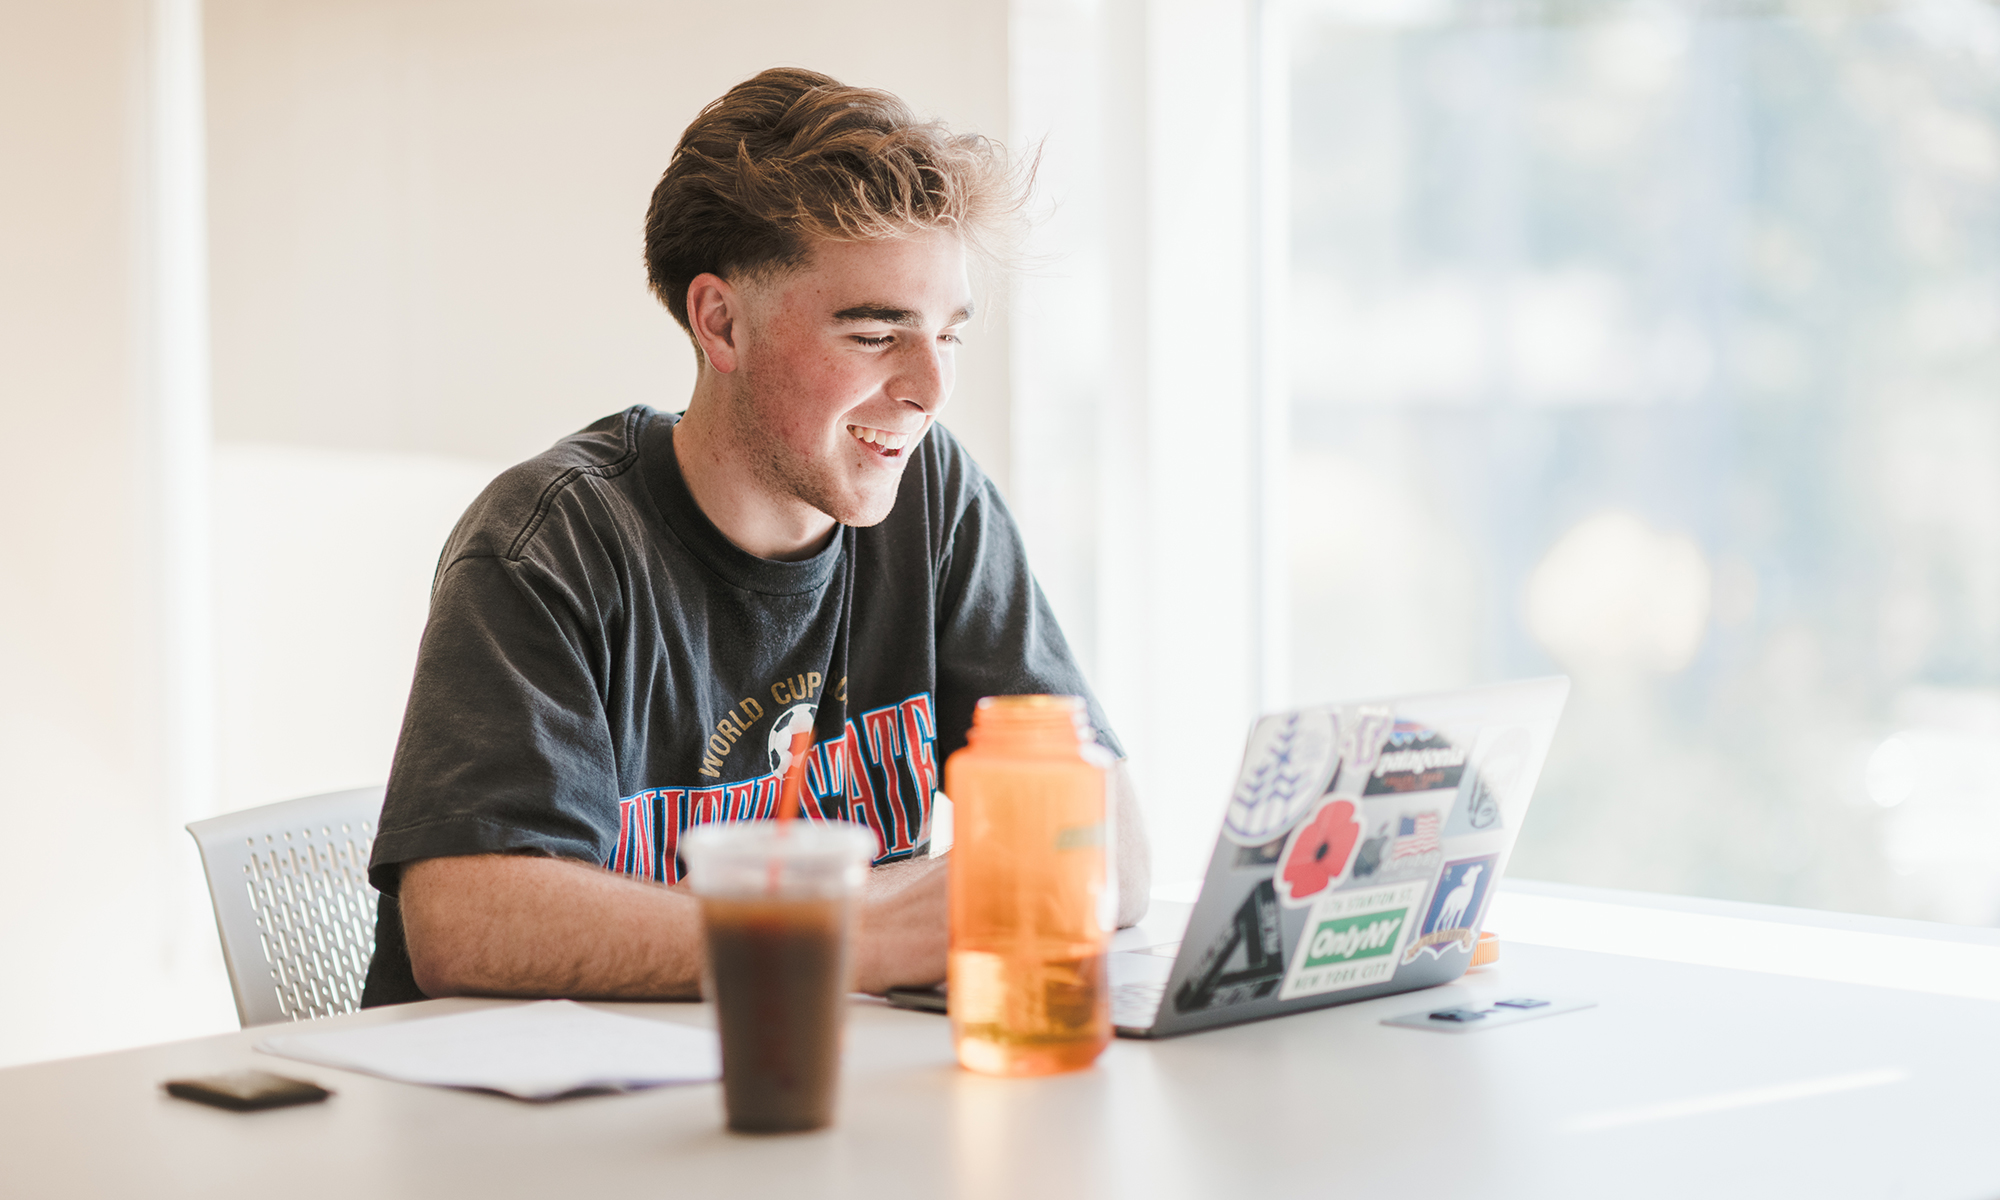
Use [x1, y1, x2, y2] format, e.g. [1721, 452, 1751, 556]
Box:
[945, 695, 1113, 1076]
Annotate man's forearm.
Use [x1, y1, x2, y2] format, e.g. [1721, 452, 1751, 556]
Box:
[401, 854, 707, 1000]
[399, 850, 953, 1001]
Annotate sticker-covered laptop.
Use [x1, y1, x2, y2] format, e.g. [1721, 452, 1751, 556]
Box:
[1105, 676, 1568, 1038]
[883, 676, 1569, 1038]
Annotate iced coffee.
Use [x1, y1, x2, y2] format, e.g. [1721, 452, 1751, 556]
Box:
[680, 821, 877, 1133]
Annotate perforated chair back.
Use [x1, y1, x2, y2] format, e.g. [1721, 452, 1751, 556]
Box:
[186, 786, 384, 1028]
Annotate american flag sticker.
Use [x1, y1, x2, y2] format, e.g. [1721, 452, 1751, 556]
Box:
[1391, 811, 1441, 860]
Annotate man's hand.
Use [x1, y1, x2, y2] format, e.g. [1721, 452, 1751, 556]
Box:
[851, 855, 949, 993]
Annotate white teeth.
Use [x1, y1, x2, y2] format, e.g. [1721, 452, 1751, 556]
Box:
[849, 425, 912, 450]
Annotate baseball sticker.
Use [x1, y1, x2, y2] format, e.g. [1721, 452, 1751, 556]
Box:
[1403, 854, 1499, 963]
[1223, 710, 1340, 845]
[1274, 798, 1363, 907]
[1278, 879, 1426, 1001]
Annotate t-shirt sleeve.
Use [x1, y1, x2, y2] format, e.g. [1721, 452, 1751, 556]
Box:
[368, 553, 620, 894]
[932, 473, 1125, 764]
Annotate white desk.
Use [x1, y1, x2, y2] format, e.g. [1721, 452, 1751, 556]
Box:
[4, 899, 1997, 1200]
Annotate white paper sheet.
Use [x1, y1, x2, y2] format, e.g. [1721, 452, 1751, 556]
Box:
[257, 1000, 721, 1101]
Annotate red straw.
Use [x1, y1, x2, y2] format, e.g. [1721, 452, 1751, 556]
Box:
[767, 729, 815, 895]
[776, 729, 814, 824]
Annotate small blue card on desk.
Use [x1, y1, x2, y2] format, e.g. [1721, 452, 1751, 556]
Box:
[1381, 995, 1595, 1033]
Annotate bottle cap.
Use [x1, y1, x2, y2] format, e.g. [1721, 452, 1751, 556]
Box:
[1471, 931, 1499, 967]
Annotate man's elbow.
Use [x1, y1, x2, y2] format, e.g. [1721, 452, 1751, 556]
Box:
[1114, 812, 1152, 928]
[1116, 854, 1151, 928]
[406, 919, 480, 998]
[1111, 760, 1152, 928]
[399, 858, 488, 997]
[408, 947, 466, 999]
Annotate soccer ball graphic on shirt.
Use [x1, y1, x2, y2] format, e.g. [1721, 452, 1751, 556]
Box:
[767, 703, 818, 774]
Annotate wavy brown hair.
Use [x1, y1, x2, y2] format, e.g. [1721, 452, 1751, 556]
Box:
[644, 68, 1022, 335]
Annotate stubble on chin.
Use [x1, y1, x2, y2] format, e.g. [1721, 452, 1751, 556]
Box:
[725, 386, 903, 530]
[784, 444, 904, 529]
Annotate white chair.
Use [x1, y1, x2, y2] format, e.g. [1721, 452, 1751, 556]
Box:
[186, 786, 384, 1027]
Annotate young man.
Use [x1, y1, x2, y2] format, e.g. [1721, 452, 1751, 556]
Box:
[362, 68, 1146, 1006]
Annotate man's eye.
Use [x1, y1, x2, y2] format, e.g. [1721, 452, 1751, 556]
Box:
[853, 334, 894, 347]
[941, 332, 963, 346]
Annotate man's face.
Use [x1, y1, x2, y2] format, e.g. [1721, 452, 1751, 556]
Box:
[726, 231, 973, 529]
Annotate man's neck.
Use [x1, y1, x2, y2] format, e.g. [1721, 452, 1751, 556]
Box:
[672, 385, 839, 563]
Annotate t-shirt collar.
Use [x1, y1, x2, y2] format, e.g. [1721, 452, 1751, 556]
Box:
[640, 410, 845, 596]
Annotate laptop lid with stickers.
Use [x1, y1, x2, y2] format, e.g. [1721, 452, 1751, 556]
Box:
[1133, 676, 1568, 1039]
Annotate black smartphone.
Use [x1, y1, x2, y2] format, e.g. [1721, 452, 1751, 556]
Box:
[883, 984, 948, 1014]
[163, 1070, 332, 1111]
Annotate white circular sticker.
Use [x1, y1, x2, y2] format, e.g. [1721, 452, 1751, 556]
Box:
[1223, 710, 1340, 845]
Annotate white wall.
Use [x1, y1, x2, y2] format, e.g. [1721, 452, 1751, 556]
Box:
[0, 0, 226, 1066]
[205, 0, 1015, 472]
[210, 444, 506, 811]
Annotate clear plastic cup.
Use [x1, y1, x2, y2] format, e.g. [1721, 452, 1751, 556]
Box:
[679, 820, 878, 1133]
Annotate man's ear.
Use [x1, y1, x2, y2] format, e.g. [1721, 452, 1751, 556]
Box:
[687, 273, 745, 374]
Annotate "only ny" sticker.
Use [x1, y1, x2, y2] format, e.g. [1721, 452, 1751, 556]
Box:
[1278, 879, 1426, 1001]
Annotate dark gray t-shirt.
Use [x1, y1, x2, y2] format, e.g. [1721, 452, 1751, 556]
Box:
[362, 405, 1116, 1004]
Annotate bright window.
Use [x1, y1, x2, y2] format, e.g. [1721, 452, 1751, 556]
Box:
[1276, 0, 2000, 923]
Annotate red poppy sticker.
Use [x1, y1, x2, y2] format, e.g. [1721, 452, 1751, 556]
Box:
[1277, 799, 1361, 905]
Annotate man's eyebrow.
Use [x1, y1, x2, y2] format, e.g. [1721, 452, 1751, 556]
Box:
[832, 303, 976, 327]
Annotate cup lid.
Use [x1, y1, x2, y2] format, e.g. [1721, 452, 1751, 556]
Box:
[679, 820, 879, 898]
[681, 819, 879, 860]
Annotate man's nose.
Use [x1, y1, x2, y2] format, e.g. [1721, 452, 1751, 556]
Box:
[893, 340, 952, 413]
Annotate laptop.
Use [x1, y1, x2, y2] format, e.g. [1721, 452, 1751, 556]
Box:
[889, 676, 1570, 1038]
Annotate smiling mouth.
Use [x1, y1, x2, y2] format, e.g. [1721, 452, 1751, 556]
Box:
[848, 424, 920, 458]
